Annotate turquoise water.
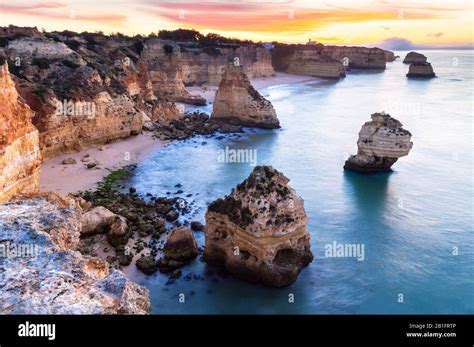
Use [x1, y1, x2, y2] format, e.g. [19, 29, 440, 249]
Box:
[130, 50, 473, 314]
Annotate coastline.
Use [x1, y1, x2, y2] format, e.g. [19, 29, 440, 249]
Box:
[40, 72, 318, 195]
[40, 132, 167, 194]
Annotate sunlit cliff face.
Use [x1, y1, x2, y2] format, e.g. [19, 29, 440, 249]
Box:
[1, 0, 473, 46]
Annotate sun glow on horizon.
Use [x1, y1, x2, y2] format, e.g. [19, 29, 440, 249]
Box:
[0, 0, 472, 47]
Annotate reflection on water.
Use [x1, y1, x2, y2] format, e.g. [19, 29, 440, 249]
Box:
[129, 50, 474, 314]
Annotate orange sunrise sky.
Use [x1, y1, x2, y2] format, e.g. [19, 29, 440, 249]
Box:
[0, 0, 473, 47]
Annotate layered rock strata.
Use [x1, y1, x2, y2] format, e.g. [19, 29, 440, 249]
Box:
[0, 62, 41, 203]
[180, 44, 274, 85]
[211, 65, 280, 129]
[344, 113, 413, 173]
[406, 62, 436, 78]
[286, 50, 346, 79]
[204, 166, 313, 287]
[321, 45, 388, 69]
[0, 194, 150, 314]
[403, 51, 427, 64]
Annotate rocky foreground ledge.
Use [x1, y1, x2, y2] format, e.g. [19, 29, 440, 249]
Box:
[344, 112, 413, 173]
[0, 193, 150, 314]
[204, 166, 313, 287]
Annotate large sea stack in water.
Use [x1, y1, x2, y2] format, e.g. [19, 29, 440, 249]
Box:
[211, 64, 280, 129]
[204, 166, 313, 287]
[344, 112, 413, 173]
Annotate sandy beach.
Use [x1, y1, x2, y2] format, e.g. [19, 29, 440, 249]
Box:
[40, 132, 167, 194]
[40, 73, 318, 195]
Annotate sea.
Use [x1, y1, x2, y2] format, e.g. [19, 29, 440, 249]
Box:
[126, 50, 473, 314]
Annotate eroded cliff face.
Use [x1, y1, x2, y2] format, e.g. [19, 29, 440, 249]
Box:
[0, 193, 150, 314]
[406, 62, 436, 78]
[286, 50, 346, 79]
[180, 45, 274, 85]
[204, 166, 313, 287]
[211, 64, 280, 129]
[273, 43, 394, 74]
[3, 36, 146, 159]
[344, 112, 413, 173]
[0, 62, 41, 203]
[321, 45, 387, 69]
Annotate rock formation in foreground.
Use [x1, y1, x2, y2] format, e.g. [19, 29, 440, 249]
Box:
[406, 62, 436, 78]
[211, 65, 280, 129]
[344, 112, 413, 173]
[0, 61, 41, 203]
[286, 50, 346, 79]
[0, 194, 150, 314]
[403, 52, 427, 64]
[204, 166, 313, 287]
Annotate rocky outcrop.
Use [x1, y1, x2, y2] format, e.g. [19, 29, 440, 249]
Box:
[406, 62, 436, 78]
[286, 50, 346, 79]
[403, 52, 427, 64]
[383, 50, 398, 62]
[204, 166, 313, 287]
[0, 62, 41, 203]
[211, 65, 280, 129]
[164, 227, 199, 262]
[0, 194, 150, 314]
[344, 112, 413, 173]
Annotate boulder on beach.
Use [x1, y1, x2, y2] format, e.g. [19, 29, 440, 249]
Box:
[344, 112, 413, 173]
[204, 166, 313, 287]
[406, 62, 436, 78]
[403, 52, 427, 64]
[211, 64, 280, 129]
[164, 226, 199, 262]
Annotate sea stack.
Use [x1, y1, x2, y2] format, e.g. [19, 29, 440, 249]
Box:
[403, 52, 427, 64]
[0, 60, 41, 203]
[211, 64, 280, 129]
[344, 112, 413, 173]
[204, 166, 313, 287]
[406, 62, 436, 78]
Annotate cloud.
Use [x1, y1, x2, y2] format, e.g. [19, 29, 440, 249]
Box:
[0, 1, 127, 24]
[144, 1, 442, 35]
[376, 36, 473, 50]
[376, 37, 416, 50]
[427, 32, 444, 38]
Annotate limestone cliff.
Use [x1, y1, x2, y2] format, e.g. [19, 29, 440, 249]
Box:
[0, 194, 150, 314]
[286, 50, 346, 79]
[211, 64, 280, 129]
[344, 112, 413, 173]
[204, 166, 313, 287]
[180, 45, 274, 85]
[321, 45, 387, 69]
[140, 39, 206, 105]
[0, 62, 41, 203]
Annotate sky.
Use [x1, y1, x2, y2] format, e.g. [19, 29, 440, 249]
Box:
[0, 0, 473, 47]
